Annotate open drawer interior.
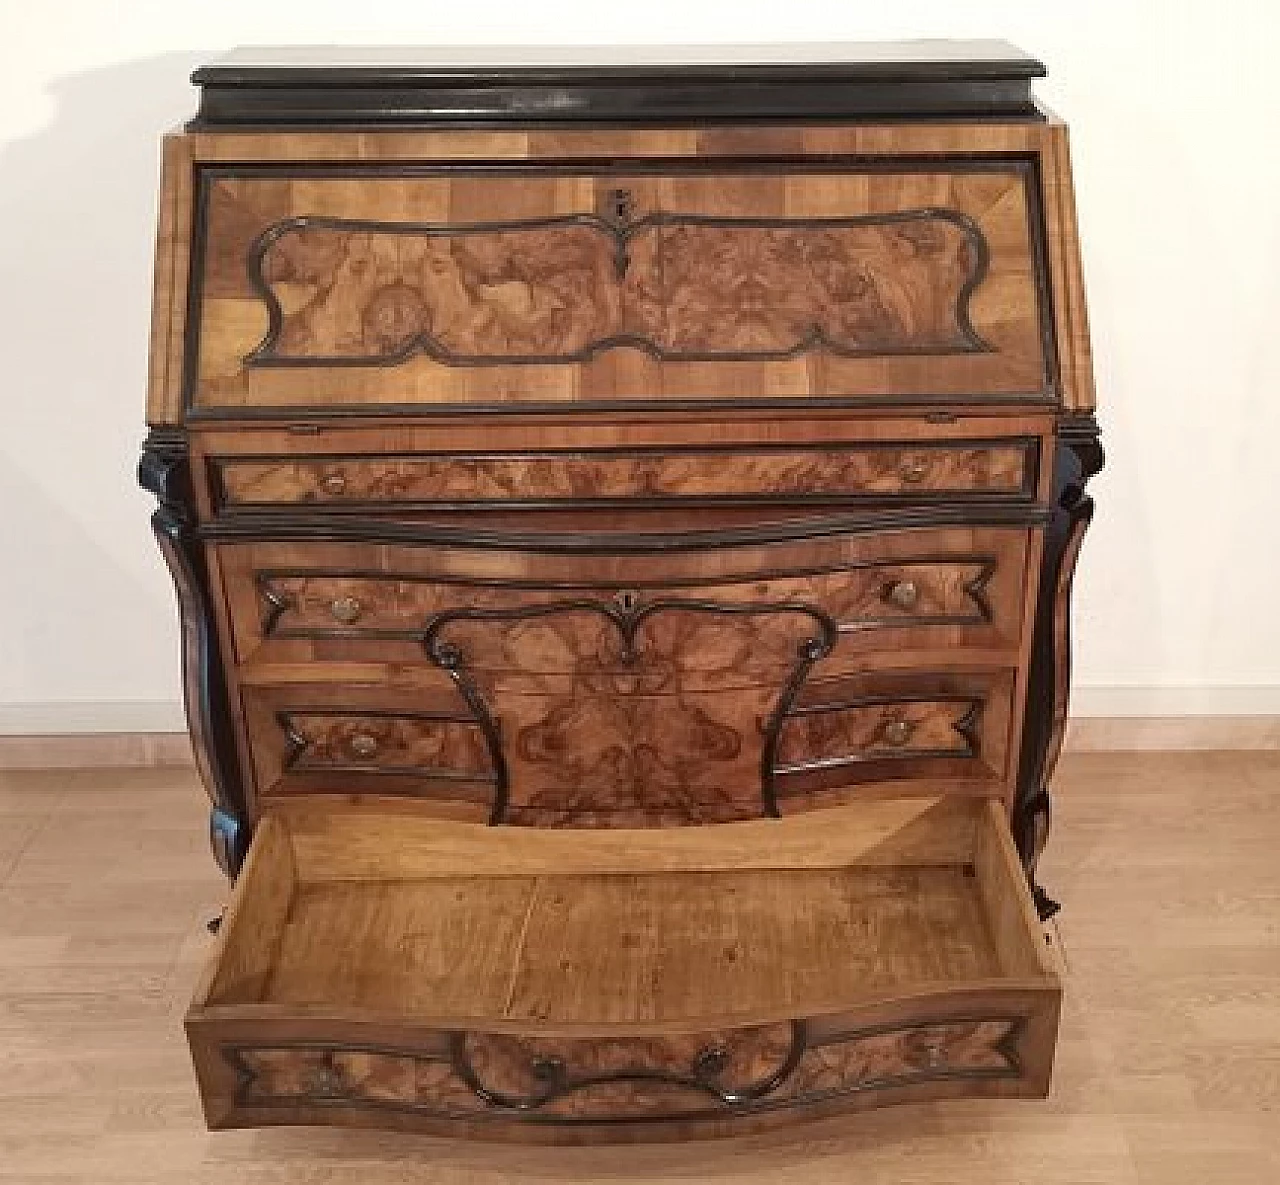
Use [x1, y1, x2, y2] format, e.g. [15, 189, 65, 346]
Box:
[187, 796, 1061, 1137]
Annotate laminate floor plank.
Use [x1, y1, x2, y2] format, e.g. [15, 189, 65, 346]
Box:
[0, 751, 1276, 1183]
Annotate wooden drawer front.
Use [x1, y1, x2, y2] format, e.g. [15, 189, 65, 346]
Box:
[276, 709, 494, 781]
[222, 1015, 1029, 1123]
[219, 525, 1032, 671]
[241, 667, 1013, 824]
[775, 670, 1015, 811]
[778, 696, 979, 770]
[189, 163, 1050, 412]
[213, 440, 1037, 510]
[244, 687, 497, 808]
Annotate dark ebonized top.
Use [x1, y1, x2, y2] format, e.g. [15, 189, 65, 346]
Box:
[190, 41, 1046, 129]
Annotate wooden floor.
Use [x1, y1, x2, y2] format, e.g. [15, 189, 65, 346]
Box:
[0, 752, 1277, 1183]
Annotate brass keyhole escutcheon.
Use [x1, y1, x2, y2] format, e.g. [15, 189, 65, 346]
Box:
[320, 471, 348, 496]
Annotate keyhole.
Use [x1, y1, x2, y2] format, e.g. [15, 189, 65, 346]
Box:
[610, 188, 633, 224]
[615, 589, 637, 611]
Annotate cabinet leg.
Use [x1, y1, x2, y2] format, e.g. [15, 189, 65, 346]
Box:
[1015, 415, 1103, 917]
[140, 428, 251, 881]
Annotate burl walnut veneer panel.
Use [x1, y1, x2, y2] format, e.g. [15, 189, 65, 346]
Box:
[213, 441, 1035, 509]
[190, 166, 1050, 411]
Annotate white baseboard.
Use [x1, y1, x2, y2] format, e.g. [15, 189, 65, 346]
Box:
[4, 689, 1278, 735]
[1070, 686, 1280, 717]
[1, 692, 1278, 767]
[0, 700, 187, 735]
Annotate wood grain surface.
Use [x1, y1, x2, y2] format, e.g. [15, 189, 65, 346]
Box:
[136, 93, 1105, 1148]
[145, 119, 1095, 422]
[191, 167, 1048, 409]
[214, 524, 1032, 674]
[224, 1016, 1025, 1123]
[195, 796, 1049, 1025]
[213, 441, 1032, 508]
[237, 663, 1015, 824]
[244, 209, 983, 362]
[191, 410, 1056, 496]
[175, 793, 1058, 1133]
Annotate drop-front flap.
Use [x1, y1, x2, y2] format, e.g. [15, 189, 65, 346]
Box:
[188, 164, 1053, 413]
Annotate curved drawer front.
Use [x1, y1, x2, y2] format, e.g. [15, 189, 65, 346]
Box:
[241, 666, 1014, 824]
[217, 524, 1033, 672]
[213, 440, 1037, 509]
[274, 709, 495, 781]
[222, 1014, 1031, 1124]
[774, 670, 1016, 812]
[188, 163, 1051, 413]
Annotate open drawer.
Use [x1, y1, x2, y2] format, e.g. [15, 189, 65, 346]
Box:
[187, 797, 1060, 1140]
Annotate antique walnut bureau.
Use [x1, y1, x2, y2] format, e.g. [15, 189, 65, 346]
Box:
[140, 42, 1103, 1140]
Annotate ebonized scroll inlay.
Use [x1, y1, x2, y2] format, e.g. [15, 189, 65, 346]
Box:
[224, 1015, 1024, 1123]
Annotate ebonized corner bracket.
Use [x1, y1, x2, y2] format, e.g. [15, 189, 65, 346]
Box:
[1014, 412, 1104, 919]
[139, 428, 250, 878]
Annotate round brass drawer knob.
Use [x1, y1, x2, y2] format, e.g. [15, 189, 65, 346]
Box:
[349, 733, 379, 760]
[320, 472, 348, 496]
[885, 579, 920, 610]
[898, 458, 928, 484]
[330, 596, 363, 624]
[308, 1065, 344, 1097]
[880, 719, 915, 747]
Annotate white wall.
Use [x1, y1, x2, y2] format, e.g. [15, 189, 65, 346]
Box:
[1, 0, 1278, 731]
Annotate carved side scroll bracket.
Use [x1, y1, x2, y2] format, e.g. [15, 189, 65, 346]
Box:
[140, 428, 250, 878]
[1014, 413, 1104, 918]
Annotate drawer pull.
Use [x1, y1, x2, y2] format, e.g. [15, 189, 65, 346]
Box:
[884, 579, 920, 610]
[329, 596, 363, 624]
[307, 1064, 345, 1097]
[349, 733, 380, 760]
[879, 719, 916, 748]
[320, 472, 348, 496]
[898, 457, 928, 484]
